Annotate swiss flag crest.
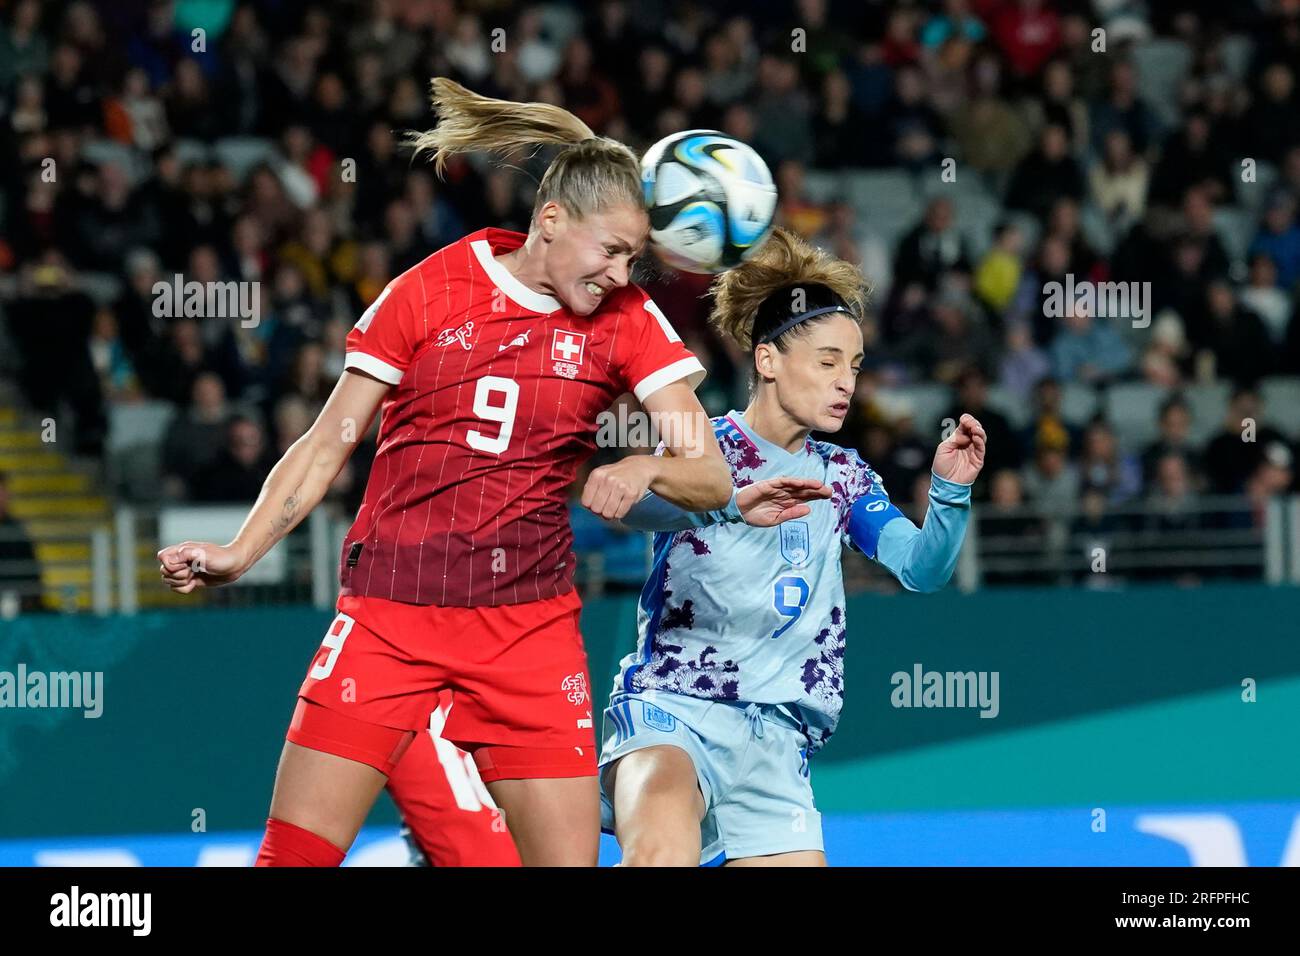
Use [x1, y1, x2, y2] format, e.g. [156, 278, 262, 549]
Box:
[550, 329, 587, 365]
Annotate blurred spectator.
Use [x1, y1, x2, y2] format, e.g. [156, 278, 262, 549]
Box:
[1022, 440, 1079, 512]
[1050, 302, 1133, 384]
[897, 284, 998, 386]
[813, 70, 867, 169]
[1190, 280, 1274, 384]
[0, 1, 48, 91]
[1077, 417, 1142, 504]
[161, 373, 230, 499]
[6, 252, 106, 456]
[1148, 110, 1231, 207]
[752, 54, 814, 166]
[953, 52, 1033, 177]
[192, 415, 275, 503]
[1144, 454, 1203, 537]
[1244, 62, 1300, 166]
[998, 319, 1051, 402]
[881, 64, 943, 169]
[1141, 396, 1204, 488]
[1089, 129, 1148, 230]
[1240, 253, 1292, 344]
[0, 471, 43, 613]
[1021, 376, 1081, 457]
[944, 366, 1022, 494]
[1139, 310, 1191, 387]
[1021, 59, 1089, 156]
[1005, 122, 1085, 221]
[775, 160, 828, 240]
[1248, 192, 1300, 291]
[981, 468, 1047, 586]
[974, 221, 1025, 316]
[1204, 387, 1291, 493]
[990, 0, 1061, 81]
[1089, 60, 1161, 155]
[88, 306, 139, 402]
[893, 197, 971, 291]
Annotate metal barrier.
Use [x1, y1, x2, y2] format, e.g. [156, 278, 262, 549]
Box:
[3, 494, 1298, 617]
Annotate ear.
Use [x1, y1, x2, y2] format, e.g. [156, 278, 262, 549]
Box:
[535, 201, 563, 241]
[753, 343, 778, 384]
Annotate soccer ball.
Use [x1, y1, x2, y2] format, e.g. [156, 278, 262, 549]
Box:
[640, 130, 778, 274]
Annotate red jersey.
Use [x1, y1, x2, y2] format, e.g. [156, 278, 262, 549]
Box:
[339, 227, 704, 607]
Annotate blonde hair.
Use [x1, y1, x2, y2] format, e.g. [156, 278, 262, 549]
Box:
[407, 78, 642, 221]
[709, 228, 869, 351]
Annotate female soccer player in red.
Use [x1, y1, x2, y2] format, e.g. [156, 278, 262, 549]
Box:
[158, 80, 824, 866]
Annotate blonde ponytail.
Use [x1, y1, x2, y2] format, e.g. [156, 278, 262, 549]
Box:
[409, 78, 642, 221]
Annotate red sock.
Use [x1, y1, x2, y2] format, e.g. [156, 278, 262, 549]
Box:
[255, 817, 346, 867]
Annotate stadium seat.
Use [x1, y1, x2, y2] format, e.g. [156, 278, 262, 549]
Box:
[1260, 376, 1300, 439]
[1132, 38, 1192, 126]
[1079, 201, 1117, 256]
[1181, 382, 1232, 446]
[171, 138, 213, 168]
[106, 401, 176, 501]
[80, 139, 149, 185]
[1234, 158, 1278, 213]
[985, 384, 1029, 428]
[878, 383, 951, 436]
[1059, 382, 1099, 426]
[802, 170, 844, 205]
[1212, 205, 1256, 265]
[213, 137, 279, 182]
[1104, 382, 1169, 450]
[846, 170, 923, 246]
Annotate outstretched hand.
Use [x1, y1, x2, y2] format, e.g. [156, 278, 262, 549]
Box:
[737, 477, 833, 527]
[932, 413, 987, 485]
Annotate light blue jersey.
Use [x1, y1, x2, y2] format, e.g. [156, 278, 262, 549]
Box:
[610, 409, 968, 755]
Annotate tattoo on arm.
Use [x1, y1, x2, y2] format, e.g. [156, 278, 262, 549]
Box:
[268, 490, 301, 541]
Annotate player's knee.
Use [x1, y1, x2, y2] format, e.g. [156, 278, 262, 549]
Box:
[255, 816, 346, 867]
[618, 832, 698, 867]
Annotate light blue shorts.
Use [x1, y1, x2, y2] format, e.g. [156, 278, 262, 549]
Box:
[598, 690, 823, 865]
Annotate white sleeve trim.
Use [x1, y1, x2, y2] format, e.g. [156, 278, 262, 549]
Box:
[344, 351, 404, 385]
[632, 357, 707, 403]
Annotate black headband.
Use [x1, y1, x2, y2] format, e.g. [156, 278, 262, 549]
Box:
[752, 283, 855, 347]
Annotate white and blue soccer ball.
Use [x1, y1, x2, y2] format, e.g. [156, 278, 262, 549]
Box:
[640, 130, 778, 274]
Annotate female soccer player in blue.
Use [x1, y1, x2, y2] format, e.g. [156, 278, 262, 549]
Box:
[599, 228, 987, 865]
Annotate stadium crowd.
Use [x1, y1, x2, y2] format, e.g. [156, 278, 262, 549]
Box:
[1, 0, 1299, 591]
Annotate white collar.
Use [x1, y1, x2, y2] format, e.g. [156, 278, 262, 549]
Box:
[470, 238, 562, 314]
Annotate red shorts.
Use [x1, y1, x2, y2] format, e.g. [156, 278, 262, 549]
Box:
[289, 589, 596, 783]
[384, 694, 521, 866]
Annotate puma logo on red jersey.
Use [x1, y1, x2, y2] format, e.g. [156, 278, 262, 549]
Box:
[498, 329, 531, 351]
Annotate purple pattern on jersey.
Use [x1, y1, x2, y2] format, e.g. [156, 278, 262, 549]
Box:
[678, 529, 711, 555]
[815, 442, 879, 534]
[800, 605, 846, 728]
[716, 417, 764, 487]
[637, 639, 742, 698]
[634, 559, 743, 699]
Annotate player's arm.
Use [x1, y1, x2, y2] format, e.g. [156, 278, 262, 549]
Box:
[620, 466, 831, 530]
[582, 380, 732, 519]
[158, 369, 389, 592]
[848, 415, 985, 593]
